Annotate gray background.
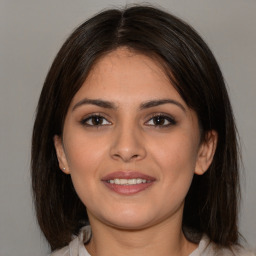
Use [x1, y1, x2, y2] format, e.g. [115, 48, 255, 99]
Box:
[0, 0, 255, 255]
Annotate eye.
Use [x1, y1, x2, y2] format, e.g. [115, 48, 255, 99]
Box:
[145, 114, 176, 127]
[81, 115, 111, 126]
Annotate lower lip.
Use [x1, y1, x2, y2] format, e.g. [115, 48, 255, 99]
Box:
[103, 182, 154, 195]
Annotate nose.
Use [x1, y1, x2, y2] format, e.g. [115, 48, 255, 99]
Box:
[109, 124, 147, 163]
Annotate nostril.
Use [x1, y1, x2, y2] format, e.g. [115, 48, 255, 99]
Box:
[109, 137, 147, 162]
[112, 153, 142, 162]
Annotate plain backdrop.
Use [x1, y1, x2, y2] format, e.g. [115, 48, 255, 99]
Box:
[0, 0, 255, 255]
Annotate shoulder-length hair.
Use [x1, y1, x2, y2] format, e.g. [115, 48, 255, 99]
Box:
[31, 5, 240, 251]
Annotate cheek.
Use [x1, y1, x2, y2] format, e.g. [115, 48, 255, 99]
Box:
[154, 131, 199, 171]
[64, 131, 107, 170]
[63, 134, 107, 198]
[153, 133, 198, 197]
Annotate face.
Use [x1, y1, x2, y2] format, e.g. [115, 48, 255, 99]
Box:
[54, 48, 216, 230]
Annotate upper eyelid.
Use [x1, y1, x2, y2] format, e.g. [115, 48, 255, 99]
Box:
[145, 112, 176, 121]
[80, 113, 112, 125]
[81, 112, 111, 120]
[144, 114, 176, 126]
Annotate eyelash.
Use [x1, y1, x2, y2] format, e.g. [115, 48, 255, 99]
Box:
[80, 113, 176, 128]
[145, 114, 177, 127]
[80, 114, 112, 127]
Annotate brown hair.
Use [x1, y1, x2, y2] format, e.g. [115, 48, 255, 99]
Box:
[31, 5, 240, 251]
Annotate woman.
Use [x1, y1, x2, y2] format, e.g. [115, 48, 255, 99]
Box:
[31, 5, 254, 256]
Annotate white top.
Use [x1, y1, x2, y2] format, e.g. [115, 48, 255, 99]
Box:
[50, 226, 255, 256]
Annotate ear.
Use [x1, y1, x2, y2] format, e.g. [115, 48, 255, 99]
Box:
[53, 135, 70, 174]
[195, 130, 218, 175]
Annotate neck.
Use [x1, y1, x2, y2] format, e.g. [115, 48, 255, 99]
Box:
[85, 215, 197, 256]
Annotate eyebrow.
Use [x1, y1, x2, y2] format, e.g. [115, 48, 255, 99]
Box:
[72, 98, 117, 111]
[140, 99, 186, 112]
[72, 98, 186, 112]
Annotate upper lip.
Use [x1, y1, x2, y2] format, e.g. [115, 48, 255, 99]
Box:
[101, 171, 156, 181]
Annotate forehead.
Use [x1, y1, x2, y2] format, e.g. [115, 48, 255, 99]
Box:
[70, 47, 185, 107]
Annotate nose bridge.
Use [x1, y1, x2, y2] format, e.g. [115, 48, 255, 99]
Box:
[110, 119, 146, 162]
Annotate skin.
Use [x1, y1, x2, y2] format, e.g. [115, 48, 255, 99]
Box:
[54, 47, 217, 256]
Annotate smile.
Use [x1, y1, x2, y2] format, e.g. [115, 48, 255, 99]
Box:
[102, 171, 155, 195]
[107, 178, 149, 185]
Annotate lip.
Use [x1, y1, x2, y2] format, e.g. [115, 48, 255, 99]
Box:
[101, 171, 156, 195]
[101, 171, 156, 181]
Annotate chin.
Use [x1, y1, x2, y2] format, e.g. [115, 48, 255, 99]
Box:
[105, 218, 155, 231]
[86, 196, 185, 231]
[95, 208, 165, 231]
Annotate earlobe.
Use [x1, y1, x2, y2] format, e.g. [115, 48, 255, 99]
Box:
[195, 130, 218, 175]
[53, 135, 70, 174]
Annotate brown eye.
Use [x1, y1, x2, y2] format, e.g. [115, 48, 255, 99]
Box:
[91, 116, 104, 125]
[146, 115, 176, 127]
[81, 115, 111, 126]
[153, 116, 166, 125]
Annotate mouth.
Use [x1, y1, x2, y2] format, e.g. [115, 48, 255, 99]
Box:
[107, 178, 150, 185]
[101, 171, 155, 195]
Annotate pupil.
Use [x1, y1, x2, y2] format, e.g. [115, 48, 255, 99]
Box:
[154, 116, 164, 125]
[92, 116, 102, 125]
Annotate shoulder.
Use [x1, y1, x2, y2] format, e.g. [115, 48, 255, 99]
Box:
[192, 235, 255, 256]
[50, 246, 70, 256]
[50, 226, 91, 256]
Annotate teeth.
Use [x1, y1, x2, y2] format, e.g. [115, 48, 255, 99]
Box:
[108, 178, 149, 185]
